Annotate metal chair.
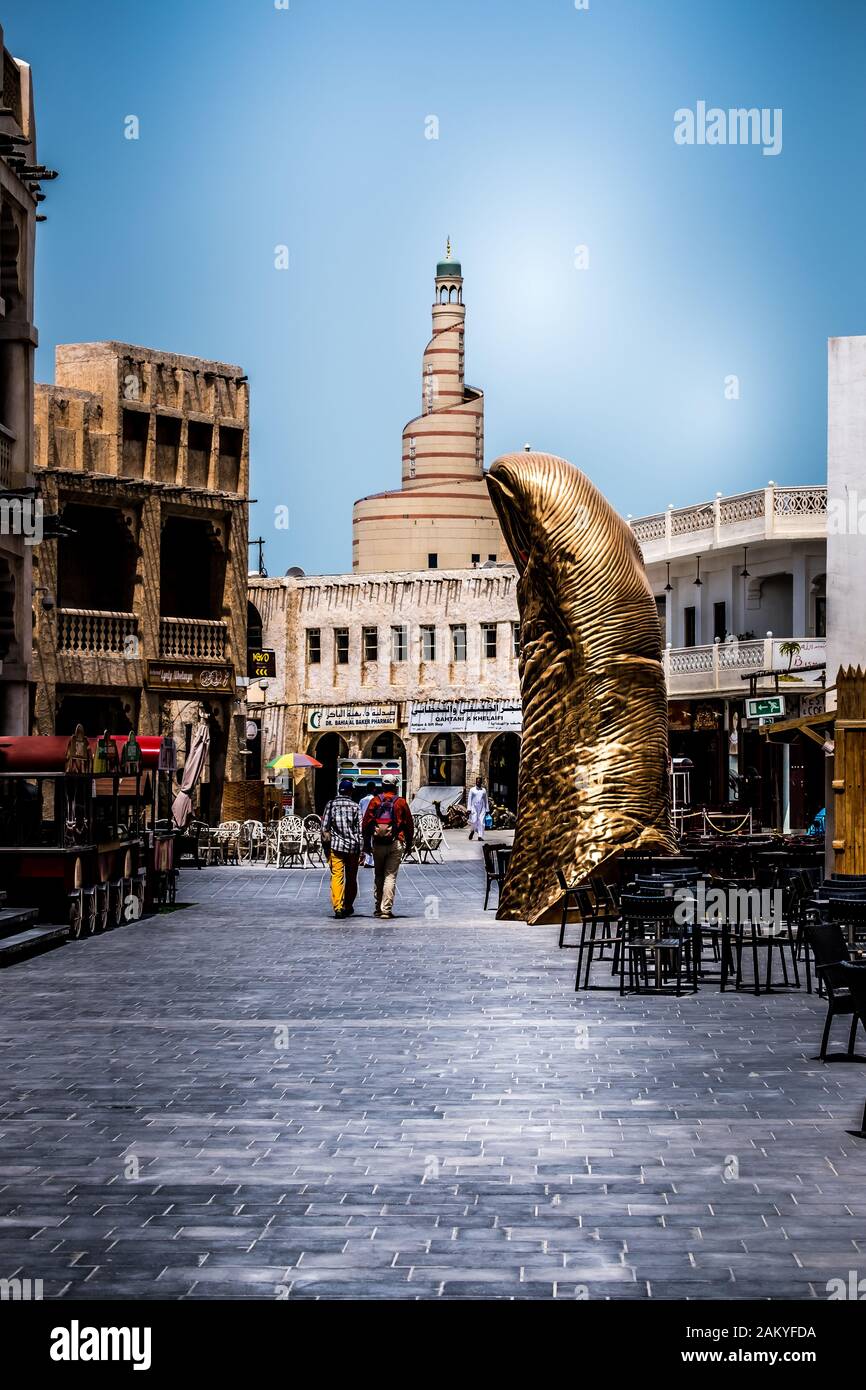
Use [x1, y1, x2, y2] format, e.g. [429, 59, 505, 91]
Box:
[835, 964, 866, 1134]
[302, 814, 326, 866]
[806, 922, 864, 1061]
[277, 816, 305, 867]
[482, 842, 507, 909]
[240, 819, 267, 863]
[618, 892, 697, 996]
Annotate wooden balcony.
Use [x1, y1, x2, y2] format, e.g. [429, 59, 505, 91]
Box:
[159, 616, 227, 661]
[57, 608, 139, 657]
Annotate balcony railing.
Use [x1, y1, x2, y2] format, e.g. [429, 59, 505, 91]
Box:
[58, 609, 139, 657]
[631, 484, 827, 560]
[160, 616, 227, 661]
[663, 636, 825, 695]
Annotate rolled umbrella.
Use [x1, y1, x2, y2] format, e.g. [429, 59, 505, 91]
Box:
[172, 720, 211, 829]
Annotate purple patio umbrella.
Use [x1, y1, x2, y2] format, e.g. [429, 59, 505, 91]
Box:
[172, 720, 211, 829]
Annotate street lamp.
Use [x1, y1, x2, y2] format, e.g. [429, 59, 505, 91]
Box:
[258, 679, 270, 774]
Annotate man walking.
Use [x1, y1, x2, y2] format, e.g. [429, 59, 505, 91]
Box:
[467, 776, 490, 841]
[321, 777, 363, 919]
[358, 784, 377, 868]
[362, 774, 413, 919]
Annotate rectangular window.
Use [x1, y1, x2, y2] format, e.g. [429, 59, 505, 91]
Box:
[306, 628, 321, 664]
[482, 622, 497, 659]
[451, 624, 467, 661]
[683, 607, 696, 648]
[488, 553, 497, 562]
[420, 624, 436, 661]
[815, 596, 826, 639]
[713, 601, 726, 643]
[512, 622, 521, 658]
[391, 625, 407, 662]
[335, 627, 349, 664]
[655, 595, 666, 639]
[427, 553, 438, 569]
[362, 626, 378, 662]
[471, 553, 480, 566]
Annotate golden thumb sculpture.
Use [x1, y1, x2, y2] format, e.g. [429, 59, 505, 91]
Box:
[486, 452, 676, 923]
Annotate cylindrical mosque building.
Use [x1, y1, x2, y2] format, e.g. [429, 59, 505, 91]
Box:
[352, 247, 505, 572]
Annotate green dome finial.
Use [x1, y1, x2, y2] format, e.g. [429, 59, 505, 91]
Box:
[436, 237, 462, 278]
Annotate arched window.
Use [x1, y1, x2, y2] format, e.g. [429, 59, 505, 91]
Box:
[247, 601, 264, 651]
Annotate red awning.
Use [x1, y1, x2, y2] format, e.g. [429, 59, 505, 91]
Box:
[0, 735, 163, 773]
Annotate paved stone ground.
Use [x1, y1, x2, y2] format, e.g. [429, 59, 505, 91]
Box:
[1, 836, 865, 1301]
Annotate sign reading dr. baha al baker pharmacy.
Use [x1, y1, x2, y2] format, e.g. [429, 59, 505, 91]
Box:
[408, 699, 522, 733]
[307, 704, 399, 732]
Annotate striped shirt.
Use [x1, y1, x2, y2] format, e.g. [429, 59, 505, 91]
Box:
[321, 794, 362, 854]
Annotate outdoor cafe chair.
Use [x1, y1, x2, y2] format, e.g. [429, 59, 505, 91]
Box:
[302, 814, 327, 866]
[415, 813, 445, 863]
[214, 820, 241, 865]
[277, 816, 305, 868]
[482, 841, 507, 909]
[618, 892, 697, 997]
[805, 922, 864, 1061]
[567, 882, 627, 991]
[722, 892, 800, 996]
[835, 965, 866, 1136]
[239, 819, 267, 864]
[828, 896, 866, 950]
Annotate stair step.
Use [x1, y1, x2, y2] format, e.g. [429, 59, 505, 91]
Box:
[0, 924, 68, 961]
[0, 906, 39, 938]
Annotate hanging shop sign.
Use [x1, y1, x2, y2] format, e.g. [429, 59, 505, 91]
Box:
[146, 661, 235, 694]
[307, 703, 399, 732]
[408, 698, 523, 734]
[746, 694, 786, 721]
[247, 648, 276, 679]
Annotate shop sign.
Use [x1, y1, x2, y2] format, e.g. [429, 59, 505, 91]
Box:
[408, 699, 522, 734]
[248, 648, 276, 679]
[746, 694, 786, 720]
[800, 692, 826, 717]
[772, 640, 826, 675]
[307, 703, 398, 732]
[146, 661, 235, 694]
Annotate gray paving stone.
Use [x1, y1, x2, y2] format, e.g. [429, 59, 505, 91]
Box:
[0, 860, 865, 1300]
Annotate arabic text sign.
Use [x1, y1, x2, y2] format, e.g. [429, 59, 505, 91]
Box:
[408, 699, 522, 733]
[307, 703, 399, 732]
[146, 661, 235, 693]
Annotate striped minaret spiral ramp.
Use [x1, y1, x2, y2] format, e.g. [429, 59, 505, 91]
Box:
[352, 245, 505, 572]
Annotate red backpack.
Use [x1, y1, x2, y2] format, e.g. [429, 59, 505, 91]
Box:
[372, 795, 397, 844]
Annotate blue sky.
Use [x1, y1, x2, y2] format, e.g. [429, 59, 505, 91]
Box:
[6, 0, 865, 574]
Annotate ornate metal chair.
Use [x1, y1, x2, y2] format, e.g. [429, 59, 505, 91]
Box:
[302, 814, 326, 866]
[276, 816, 305, 867]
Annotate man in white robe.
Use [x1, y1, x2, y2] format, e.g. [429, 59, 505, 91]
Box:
[467, 777, 490, 841]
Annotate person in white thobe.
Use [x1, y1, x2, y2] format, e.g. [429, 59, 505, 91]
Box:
[467, 778, 490, 841]
[358, 789, 375, 866]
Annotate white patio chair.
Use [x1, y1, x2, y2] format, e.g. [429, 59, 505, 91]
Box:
[277, 815, 305, 867]
[240, 819, 267, 863]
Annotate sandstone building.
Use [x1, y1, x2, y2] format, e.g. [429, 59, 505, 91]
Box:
[33, 341, 250, 819]
[0, 29, 42, 734]
[248, 565, 522, 814]
[351, 247, 505, 572]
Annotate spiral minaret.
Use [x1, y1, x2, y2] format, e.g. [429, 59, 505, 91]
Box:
[352, 245, 504, 571]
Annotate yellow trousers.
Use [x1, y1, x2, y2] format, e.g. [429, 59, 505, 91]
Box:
[329, 851, 359, 913]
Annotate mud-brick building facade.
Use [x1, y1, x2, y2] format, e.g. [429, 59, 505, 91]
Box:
[32, 342, 249, 819]
[248, 566, 523, 815]
[0, 29, 42, 735]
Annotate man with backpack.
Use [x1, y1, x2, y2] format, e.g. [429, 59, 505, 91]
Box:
[361, 774, 414, 919]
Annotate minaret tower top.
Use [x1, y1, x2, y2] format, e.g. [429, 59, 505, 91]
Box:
[434, 237, 463, 303]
